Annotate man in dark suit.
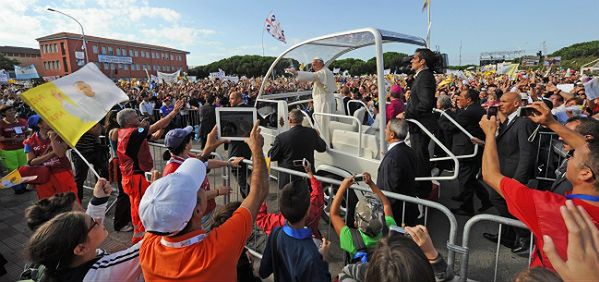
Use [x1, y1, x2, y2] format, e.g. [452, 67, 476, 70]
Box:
[398, 48, 439, 198]
[198, 93, 216, 148]
[483, 92, 536, 253]
[227, 91, 252, 197]
[376, 118, 419, 226]
[448, 89, 492, 216]
[269, 109, 327, 189]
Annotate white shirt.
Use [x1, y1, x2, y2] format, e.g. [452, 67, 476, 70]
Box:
[139, 100, 155, 115]
[387, 140, 405, 151]
[506, 110, 519, 125]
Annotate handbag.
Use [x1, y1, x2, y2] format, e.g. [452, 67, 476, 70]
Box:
[18, 165, 51, 185]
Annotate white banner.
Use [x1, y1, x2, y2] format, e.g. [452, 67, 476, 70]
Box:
[98, 55, 133, 65]
[265, 12, 286, 44]
[14, 64, 39, 80]
[157, 69, 180, 84]
[209, 69, 226, 80]
[584, 77, 599, 100]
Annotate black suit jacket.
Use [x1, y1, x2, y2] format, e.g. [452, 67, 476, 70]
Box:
[405, 69, 438, 133]
[496, 115, 536, 183]
[449, 103, 485, 157]
[268, 125, 326, 172]
[198, 103, 216, 138]
[376, 142, 417, 198]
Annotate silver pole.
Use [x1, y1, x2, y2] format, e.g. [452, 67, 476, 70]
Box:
[47, 8, 89, 64]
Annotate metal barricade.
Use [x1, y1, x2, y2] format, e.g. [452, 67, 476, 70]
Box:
[458, 214, 533, 282]
[239, 159, 460, 273]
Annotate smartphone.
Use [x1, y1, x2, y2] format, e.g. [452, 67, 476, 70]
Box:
[390, 225, 412, 238]
[144, 171, 153, 183]
[353, 174, 364, 182]
[520, 107, 540, 117]
[487, 106, 498, 118]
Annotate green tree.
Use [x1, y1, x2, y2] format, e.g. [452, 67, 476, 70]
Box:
[0, 54, 19, 70]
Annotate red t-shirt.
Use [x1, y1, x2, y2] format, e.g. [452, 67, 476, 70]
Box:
[23, 132, 72, 173]
[163, 156, 215, 215]
[500, 177, 599, 270]
[0, 118, 27, 150]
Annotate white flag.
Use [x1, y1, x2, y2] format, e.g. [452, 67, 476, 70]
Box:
[333, 68, 341, 74]
[584, 77, 599, 100]
[265, 12, 286, 44]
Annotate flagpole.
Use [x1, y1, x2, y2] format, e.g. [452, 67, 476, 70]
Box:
[427, 2, 431, 48]
[261, 27, 265, 57]
[72, 147, 101, 180]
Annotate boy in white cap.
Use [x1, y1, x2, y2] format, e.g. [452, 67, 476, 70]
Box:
[139, 122, 269, 281]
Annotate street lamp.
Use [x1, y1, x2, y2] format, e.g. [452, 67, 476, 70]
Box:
[47, 8, 89, 64]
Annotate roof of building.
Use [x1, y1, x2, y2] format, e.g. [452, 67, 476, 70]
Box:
[0, 46, 41, 56]
[36, 32, 189, 54]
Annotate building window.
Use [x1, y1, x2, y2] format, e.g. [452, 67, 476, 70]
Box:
[129, 49, 133, 57]
[103, 63, 109, 70]
[53, 44, 58, 53]
[170, 54, 174, 60]
[134, 50, 139, 57]
[123, 64, 128, 71]
[60, 42, 66, 55]
[108, 47, 113, 55]
[101, 46, 107, 54]
[63, 57, 69, 72]
[116, 48, 121, 56]
[93, 45, 98, 54]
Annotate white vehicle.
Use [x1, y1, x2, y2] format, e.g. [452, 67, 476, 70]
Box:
[254, 27, 464, 218]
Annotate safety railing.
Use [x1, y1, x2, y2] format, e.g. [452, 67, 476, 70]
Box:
[431, 108, 480, 160]
[458, 214, 533, 282]
[312, 112, 363, 156]
[239, 158, 460, 272]
[407, 119, 459, 181]
[346, 100, 374, 120]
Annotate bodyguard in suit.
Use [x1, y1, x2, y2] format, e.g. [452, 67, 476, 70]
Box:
[376, 118, 419, 226]
[198, 93, 216, 148]
[227, 91, 252, 197]
[398, 48, 439, 198]
[269, 109, 327, 189]
[482, 92, 536, 253]
[448, 89, 492, 216]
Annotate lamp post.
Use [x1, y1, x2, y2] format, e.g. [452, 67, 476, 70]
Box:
[47, 8, 89, 65]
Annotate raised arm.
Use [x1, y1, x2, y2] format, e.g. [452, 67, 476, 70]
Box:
[149, 100, 184, 134]
[527, 101, 587, 149]
[480, 115, 504, 196]
[363, 172, 393, 217]
[331, 177, 353, 236]
[240, 122, 269, 220]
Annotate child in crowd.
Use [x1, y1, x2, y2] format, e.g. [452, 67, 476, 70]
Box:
[259, 180, 331, 281]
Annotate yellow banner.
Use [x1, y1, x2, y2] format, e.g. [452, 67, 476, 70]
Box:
[21, 63, 128, 147]
[0, 169, 22, 189]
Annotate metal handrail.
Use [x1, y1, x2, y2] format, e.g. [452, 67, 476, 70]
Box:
[312, 112, 363, 156]
[407, 118, 459, 181]
[240, 158, 459, 271]
[431, 108, 479, 161]
[459, 214, 530, 282]
[346, 100, 374, 118]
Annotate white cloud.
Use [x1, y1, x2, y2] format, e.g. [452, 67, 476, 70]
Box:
[140, 26, 215, 49]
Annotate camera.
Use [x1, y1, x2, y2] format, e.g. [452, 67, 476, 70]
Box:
[389, 225, 412, 238]
[487, 106, 498, 118]
[353, 174, 364, 182]
[520, 107, 540, 117]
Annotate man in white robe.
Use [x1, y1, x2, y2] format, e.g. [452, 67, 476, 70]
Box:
[291, 57, 336, 138]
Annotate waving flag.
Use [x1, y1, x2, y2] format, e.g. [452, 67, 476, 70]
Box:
[21, 63, 128, 147]
[14, 64, 39, 80]
[422, 0, 430, 12]
[265, 12, 286, 44]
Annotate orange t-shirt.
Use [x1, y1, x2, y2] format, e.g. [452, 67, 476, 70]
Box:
[140, 207, 252, 281]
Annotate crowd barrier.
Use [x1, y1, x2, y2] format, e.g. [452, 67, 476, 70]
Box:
[534, 131, 562, 182]
[458, 214, 532, 282]
[238, 158, 460, 273]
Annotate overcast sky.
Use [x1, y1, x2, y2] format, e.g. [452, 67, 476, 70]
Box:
[1, 0, 597, 67]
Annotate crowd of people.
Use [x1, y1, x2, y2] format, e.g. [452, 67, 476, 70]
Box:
[0, 46, 598, 281]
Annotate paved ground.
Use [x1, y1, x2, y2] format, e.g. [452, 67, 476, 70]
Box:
[0, 145, 531, 281]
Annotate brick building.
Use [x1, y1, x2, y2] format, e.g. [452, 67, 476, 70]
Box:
[0, 46, 43, 72]
[36, 32, 189, 80]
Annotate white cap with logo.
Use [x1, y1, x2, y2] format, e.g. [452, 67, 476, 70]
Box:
[139, 158, 207, 235]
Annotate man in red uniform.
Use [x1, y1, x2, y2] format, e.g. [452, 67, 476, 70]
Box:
[479, 101, 599, 271]
[115, 100, 183, 243]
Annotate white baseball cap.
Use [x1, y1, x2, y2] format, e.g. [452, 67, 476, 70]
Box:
[139, 158, 207, 235]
